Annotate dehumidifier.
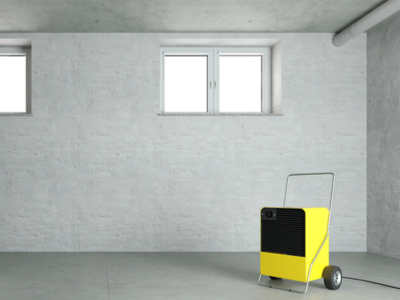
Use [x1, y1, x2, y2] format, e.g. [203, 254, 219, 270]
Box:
[258, 173, 342, 294]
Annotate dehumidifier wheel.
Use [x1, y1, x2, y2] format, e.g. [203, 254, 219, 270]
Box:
[269, 276, 281, 280]
[323, 266, 342, 290]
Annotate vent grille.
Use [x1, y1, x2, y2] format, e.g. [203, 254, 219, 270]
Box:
[261, 208, 305, 257]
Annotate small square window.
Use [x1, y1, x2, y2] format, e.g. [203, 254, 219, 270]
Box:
[0, 47, 31, 114]
[219, 55, 262, 113]
[160, 47, 270, 115]
[164, 56, 208, 113]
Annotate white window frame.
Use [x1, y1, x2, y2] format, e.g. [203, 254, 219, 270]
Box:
[160, 47, 270, 115]
[0, 46, 32, 115]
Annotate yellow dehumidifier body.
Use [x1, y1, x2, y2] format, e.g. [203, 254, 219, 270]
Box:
[258, 173, 342, 294]
[260, 207, 329, 282]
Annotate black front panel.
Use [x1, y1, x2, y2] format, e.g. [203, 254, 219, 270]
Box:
[261, 208, 305, 257]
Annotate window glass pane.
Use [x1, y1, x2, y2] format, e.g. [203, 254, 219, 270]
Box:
[219, 56, 262, 113]
[164, 56, 207, 113]
[0, 56, 26, 113]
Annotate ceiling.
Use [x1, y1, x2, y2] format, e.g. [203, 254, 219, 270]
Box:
[0, 0, 387, 33]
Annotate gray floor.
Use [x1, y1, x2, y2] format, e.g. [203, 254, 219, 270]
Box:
[0, 252, 399, 300]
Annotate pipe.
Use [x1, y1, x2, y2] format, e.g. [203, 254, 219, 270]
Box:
[333, 0, 400, 47]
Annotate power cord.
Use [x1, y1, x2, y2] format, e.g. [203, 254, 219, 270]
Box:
[343, 276, 400, 290]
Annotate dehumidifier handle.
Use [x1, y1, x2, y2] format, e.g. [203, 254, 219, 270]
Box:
[283, 172, 335, 229]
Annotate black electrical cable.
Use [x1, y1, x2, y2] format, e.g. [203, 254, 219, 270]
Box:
[343, 276, 400, 290]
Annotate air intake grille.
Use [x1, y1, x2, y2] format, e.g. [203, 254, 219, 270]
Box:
[261, 208, 305, 257]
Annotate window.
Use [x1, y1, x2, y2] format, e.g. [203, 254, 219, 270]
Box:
[160, 47, 270, 114]
[0, 47, 31, 115]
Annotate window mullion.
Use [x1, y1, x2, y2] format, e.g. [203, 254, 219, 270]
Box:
[207, 50, 214, 114]
[213, 49, 219, 114]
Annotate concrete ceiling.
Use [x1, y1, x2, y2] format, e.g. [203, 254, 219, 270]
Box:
[0, 0, 387, 33]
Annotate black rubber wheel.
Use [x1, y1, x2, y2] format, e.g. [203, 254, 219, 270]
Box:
[269, 276, 282, 280]
[323, 266, 342, 290]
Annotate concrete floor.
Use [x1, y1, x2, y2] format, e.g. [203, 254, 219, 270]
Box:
[0, 252, 399, 300]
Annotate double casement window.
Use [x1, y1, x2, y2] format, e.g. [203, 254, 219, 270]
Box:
[0, 47, 31, 115]
[160, 47, 270, 114]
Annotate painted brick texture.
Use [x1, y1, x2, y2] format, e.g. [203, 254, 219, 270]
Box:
[0, 33, 366, 251]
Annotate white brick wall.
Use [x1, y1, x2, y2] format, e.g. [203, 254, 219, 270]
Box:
[0, 33, 366, 251]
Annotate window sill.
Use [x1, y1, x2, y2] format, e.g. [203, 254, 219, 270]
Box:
[0, 113, 32, 116]
[158, 113, 284, 116]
